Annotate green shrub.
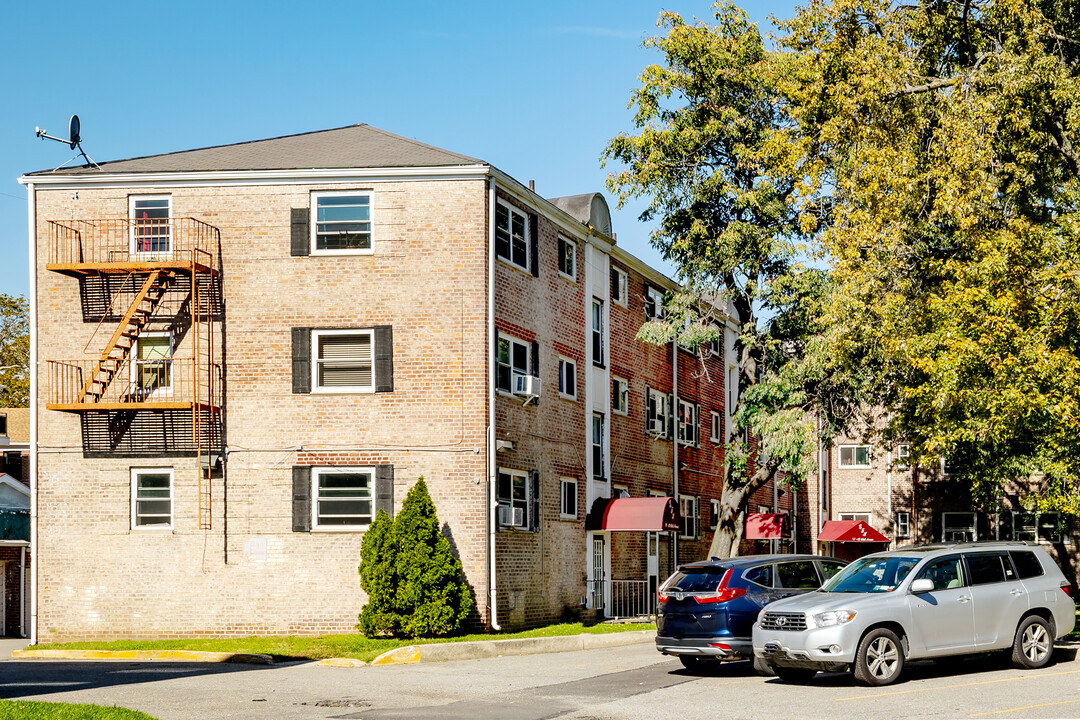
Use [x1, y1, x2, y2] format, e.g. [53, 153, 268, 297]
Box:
[358, 477, 473, 638]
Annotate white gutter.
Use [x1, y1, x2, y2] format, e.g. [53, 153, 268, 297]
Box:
[20, 545, 26, 637]
[672, 341, 678, 565]
[26, 182, 37, 645]
[487, 177, 500, 631]
[887, 448, 893, 548]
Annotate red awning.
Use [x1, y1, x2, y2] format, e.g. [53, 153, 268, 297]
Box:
[818, 520, 890, 543]
[584, 496, 680, 532]
[745, 512, 789, 539]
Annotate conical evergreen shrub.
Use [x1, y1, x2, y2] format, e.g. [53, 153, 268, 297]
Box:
[358, 478, 473, 637]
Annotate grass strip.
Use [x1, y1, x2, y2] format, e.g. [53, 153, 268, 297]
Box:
[32, 621, 655, 663]
[0, 700, 158, 720]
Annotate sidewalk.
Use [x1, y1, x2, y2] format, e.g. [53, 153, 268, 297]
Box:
[0, 638, 30, 659]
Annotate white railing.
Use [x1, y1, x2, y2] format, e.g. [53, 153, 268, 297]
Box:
[604, 579, 656, 619]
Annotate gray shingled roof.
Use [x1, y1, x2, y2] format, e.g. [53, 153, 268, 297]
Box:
[25, 124, 484, 176]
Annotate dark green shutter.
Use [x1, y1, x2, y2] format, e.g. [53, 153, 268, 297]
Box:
[290, 208, 310, 256]
[375, 325, 394, 393]
[530, 470, 540, 531]
[375, 465, 394, 518]
[530, 341, 540, 405]
[529, 213, 539, 277]
[292, 328, 311, 394]
[292, 466, 311, 532]
[667, 394, 675, 439]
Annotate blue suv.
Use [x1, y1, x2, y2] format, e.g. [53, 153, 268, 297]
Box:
[657, 554, 846, 671]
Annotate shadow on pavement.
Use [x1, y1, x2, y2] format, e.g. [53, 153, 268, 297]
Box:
[0, 660, 286, 700]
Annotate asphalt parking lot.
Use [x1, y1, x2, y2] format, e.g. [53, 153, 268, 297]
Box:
[3, 640, 1080, 719]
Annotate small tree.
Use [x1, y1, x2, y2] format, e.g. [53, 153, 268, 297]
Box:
[358, 478, 473, 638]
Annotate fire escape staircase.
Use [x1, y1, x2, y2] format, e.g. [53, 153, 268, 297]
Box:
[77, 270, 175, 404]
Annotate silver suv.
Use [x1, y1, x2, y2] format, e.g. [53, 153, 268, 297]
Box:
[752, 543, 1075, 686]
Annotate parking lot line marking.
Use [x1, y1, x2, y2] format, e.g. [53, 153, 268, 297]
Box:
[970, 698, 1080, 716]
[835, 668, 1080, 702]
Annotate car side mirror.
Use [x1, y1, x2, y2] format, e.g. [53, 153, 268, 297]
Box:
[910, 578, 934, 594]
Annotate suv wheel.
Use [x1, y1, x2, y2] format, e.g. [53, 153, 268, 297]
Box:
[678, 656, 720, 672]
[854, 628, 905, 686]
[1011, 616, 1054, 669]
[773, 666, 816, 683]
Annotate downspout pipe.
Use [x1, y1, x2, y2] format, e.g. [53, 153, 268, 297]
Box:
[26, 182, 37, 645]
[672, 340, 678, 566]
[487, 176, 500, 631]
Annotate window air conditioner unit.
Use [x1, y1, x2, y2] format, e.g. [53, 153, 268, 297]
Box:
[513, 373, 541, 398]
[498, 505, 524, 527]
[648, 418, 666, 435]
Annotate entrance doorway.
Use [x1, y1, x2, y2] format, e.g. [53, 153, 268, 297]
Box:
[590, 534, 608, 616]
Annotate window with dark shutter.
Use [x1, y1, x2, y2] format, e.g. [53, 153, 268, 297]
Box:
[291, 328, 312, 394]
[292, 466, 312, 532]
[374, 326, 394, 393]
[375, 465, 394, 518]
[530, 470, 540, 531]
[529, 213, 539, 277]
[290, 208, 310, 257]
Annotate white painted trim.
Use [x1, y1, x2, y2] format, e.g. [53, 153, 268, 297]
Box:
[838, 444, 872, 469]
[494, 199, 530, 272]
[558, 356, 578, 401]
[310, 189, 374, 256]
[130, 331, 174, 397]
[130, 467, 175, 530]
[26, 181, 37, 644]
[557, 235, 577, 282]
[311, 466, 374, 531]
[559, 477, 578, 520]
[128, 193, 173, 258]
[611, 376, 629, 416]
[311, 328, 376, 394]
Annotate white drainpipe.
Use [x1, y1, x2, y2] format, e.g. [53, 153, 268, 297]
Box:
[487, 176, 500, 631]
[26, 182, 38, 645]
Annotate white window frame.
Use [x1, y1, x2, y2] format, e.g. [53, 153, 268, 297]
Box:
[495, 200, 529, 271]
[679, 495, 699, 539]
[560, 477, 578, 519]
[592, 412, 606, 480]
[839, 445, 872, 468]
[131, 467, 174, 530]
[312, 328, 375, 393]
[130, 331, 173, 398]
[497, 467, 531, 530]
[558, 236, 575, 280]
[591, 298, 605, 367]
[558, 357, 577, 400]
[896, 444, 911, 469]
[496, 333, 530, 395]
[129, 194, 172, 257]
[942, 512, 977, 542]
[646, 387, 670, 438]
[941, 456, 959, 476]
[1011, 511, 1064, 544]
[645, 286, 664, 319]
[612, 483, 630, 499]
[312, 466, 374, 531]
[895, 511, 911, 538]
[710, 411, 721, 444]
[311, 190, 373, 256]
[612, 267, 628, 307]
[839, 512, 871, 524]
[612, 377, 629, 416]
[677, 399, 700, 447]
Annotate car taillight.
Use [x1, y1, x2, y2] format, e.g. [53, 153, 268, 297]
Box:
[1062, 582, 1073, 598]
[658, 591, 668, 604]
[694, 587, 747, 604]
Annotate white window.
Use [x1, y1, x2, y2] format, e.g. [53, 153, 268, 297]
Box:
[710, 499, 720, 530]
[497, 468, 531, 530]
[942, 512, 977, 542]
[132, 467, 173, 529]
[313, 329, 374, 392]
[312, 191, 372, 253]
[612, 483, 630, 498]
[645, 286, 664, 318]
[130, 195, 171, 255]
[708, 327, 722, 358]
[611, 267, 628, 307]
[896, 444, 911, 469]
[896, 511, 911, 538]
[680, 495, 699, 539]
[710, 411, 721, 444]
[132, 332, 172, 398]
[558, 358, 577, 399]
[591, 298, 605, 367]
[839, 445, 872, 468]
[839, 512, 871, 524]
[558, 237, 575, 279]
[592, 413, 606, 479]
[1011, 512, 1065, 543]
[612, 377, 629, 415]
[646, 387, 671, 438]
[941, 455, 960, 476]
[496, 334, 530, 394]
[560, 477, 578, 519]
[727, 366, 738, 414]
[495, 201, 529, 270]
[677, 399, 700, 447]
[312, 467, 373, 529]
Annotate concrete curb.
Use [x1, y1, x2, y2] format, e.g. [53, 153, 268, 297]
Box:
[12, 648, 274, 664]
[368, 629, 654, 666]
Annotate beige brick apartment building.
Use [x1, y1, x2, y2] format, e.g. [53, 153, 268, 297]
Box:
[19, 125, 795, 640]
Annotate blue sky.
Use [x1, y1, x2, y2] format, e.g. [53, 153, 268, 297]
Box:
[1, 0, 798, 299]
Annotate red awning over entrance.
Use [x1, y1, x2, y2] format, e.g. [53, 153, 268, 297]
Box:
[745, 512, 788, 539]
[584, 496, 680, 532]
[818, 520, 890, 543]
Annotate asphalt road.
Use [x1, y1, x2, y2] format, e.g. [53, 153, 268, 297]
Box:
[3, 642, 1080, 720]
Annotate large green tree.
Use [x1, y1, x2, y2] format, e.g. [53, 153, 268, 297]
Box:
[604, 2, 824, 557]
[0, 295, 29, 407]
[775, 0, 1080, 513]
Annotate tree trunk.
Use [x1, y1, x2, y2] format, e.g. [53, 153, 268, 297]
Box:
[705, 459, 781, 559]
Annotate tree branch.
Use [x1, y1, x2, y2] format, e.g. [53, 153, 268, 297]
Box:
[1046, 117, 1080, 179]
[882, 76, 958, 101]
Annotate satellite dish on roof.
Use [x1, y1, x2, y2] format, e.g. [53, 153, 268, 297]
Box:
[68, 115, 81, 150]
[34, 113, 99, 170]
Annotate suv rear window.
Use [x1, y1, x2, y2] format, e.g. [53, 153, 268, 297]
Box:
[777, 561, 820, 589]
[744, 565, 773, 588]
[1010, 550, 1044, 579]
[666, 569, 727, 592]
[966, 553, 1008, 584]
